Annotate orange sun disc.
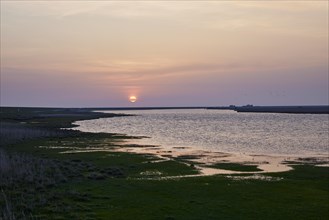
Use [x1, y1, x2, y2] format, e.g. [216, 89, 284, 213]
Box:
[129, 96, 137, 103]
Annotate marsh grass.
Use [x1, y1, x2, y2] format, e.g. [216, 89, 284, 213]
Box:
[0, 190, 37, 220]
[0, 149, 67, 187]
[0, 123, 71, 148]
[206, 162, 263, 172]
[0, 145, 127, 218]
[0, 148, 68, 219]
[1, 107, 328, 219]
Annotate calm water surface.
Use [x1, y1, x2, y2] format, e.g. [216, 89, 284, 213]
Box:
[72, 110, 329, 156]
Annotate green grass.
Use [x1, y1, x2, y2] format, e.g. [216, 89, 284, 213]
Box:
[9, 135, 199, 178]
[207, 162, 263, 172]
[32, 165, 329, 219]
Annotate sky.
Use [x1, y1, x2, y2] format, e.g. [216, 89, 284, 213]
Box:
[1, 1, 328, 107]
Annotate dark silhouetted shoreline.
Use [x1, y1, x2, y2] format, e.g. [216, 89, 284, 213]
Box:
[233, 105, 329, 114]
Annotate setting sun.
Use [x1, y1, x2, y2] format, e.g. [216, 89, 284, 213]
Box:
[0, 1, 328, 219]
[129, 96, 137, 103]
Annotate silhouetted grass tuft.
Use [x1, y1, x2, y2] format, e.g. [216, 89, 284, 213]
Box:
[0, 123, 72, 147]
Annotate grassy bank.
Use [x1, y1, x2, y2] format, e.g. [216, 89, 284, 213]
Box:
[0, 107, 328, 219]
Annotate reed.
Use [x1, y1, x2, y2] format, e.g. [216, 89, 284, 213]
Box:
[0, 148, 67, 219]
[0, 123, 69, 147]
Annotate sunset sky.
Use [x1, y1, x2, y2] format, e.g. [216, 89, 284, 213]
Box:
[1, 1, 328, 107]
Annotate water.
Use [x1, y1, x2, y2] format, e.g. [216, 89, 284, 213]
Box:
[72, 109, 329, 156]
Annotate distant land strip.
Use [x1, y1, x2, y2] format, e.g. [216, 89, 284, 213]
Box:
[1, 105, 328, 114]
[91, 105, 329, 114]
[208, 105, 329, 114]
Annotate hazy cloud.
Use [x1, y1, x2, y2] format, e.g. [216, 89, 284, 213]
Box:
[1, 1, 328, 107]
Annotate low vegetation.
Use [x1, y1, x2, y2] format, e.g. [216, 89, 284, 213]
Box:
[0, 107, 328, 219]
[207, 162, 262, 172]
